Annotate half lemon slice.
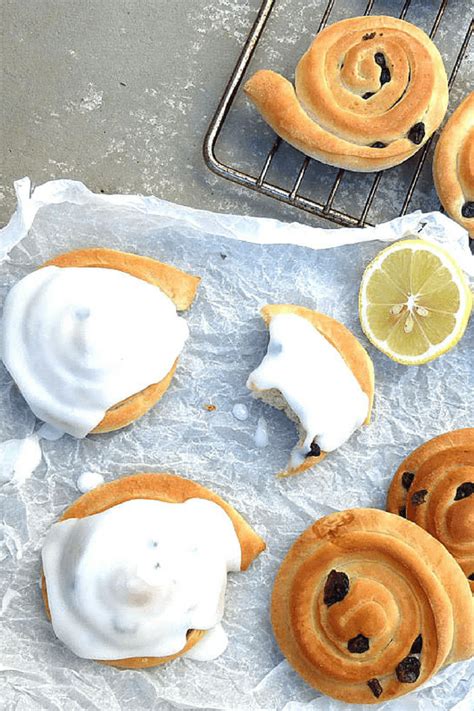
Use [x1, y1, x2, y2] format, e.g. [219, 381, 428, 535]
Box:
[359, 239, 472, 365]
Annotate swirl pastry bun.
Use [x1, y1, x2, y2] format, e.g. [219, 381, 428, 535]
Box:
[247, 305, 374, 476]
[271, 508, 473, 704]
[433, 93, 474, 236]
[387, 429, 474, 594]
[245, 16, 448, 172]
[42, 473, 266, 667]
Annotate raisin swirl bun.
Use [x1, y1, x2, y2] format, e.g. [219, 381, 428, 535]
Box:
[271, 509, 473, 704]
[433, 93, 474, 237]
[245, 16, 448, 172]
[387, 429, 474, 594]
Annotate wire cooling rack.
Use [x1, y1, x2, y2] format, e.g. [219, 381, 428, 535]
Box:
[203, 0, 473, 228]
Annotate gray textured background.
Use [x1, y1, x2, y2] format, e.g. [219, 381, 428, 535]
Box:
[3, 0, 472, 229]
[2, 0, 300, 226]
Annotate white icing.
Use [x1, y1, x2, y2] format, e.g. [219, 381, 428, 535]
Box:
[1, 266, 189, 438]
[254, 417, 268, 448]
[37, 422, 65, 441]
[76, 472, 104, 493]
[232, 403, 249, 421]
[183, 621, 228, 661]
[247, 314, 369, 465]
[0, 434, 42, 485]
[41, 498, 241, 661]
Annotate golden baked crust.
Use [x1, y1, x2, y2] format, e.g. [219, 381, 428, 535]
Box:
[433, 93, 474, 236]
[245, 16, 448, 172]
[253, 304, 374, 476]
[387, 428, 474, 594]
[44, 248, 201, 434]
[271, 508, 474, 704]
[42, 472, 266, 668]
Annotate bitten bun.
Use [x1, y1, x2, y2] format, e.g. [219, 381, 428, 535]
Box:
[248, 304, 374, 476]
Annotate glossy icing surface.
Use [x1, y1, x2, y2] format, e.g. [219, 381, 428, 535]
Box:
[1, 266, 189, 437]
[42, 498, 241, 660]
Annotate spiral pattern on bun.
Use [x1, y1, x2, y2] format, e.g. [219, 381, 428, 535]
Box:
[433, 93, 474, 237]
[387, 429, 474, 594]
[245, 16, 448, 172]
[271, 509, 473, 704]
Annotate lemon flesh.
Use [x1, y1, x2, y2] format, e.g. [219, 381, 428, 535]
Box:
[359, 239, 472, 365]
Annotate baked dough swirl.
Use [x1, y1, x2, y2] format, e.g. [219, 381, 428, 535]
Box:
[245, 16, 448, 172]
[433, 93, 474, 236]
[387, 429, 474, 594]
[271, 509, 473, 704]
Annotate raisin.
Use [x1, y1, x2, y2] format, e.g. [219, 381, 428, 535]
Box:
[375, 52, 386, 66]
[306, 439, 321, 458]
[363, 92, 375, 100]
[468, 573, 474, 581]
[363, 31, 376, 40]
[411, 489, 428, 506]
[367, 679, 383, 698]
[454, 482, 474, 500]
[380, 67, 391, 85]
[371, 141, 386, 148]
[402, 471, 415, 490]
[462, 201, 474, 218]
[408, 122, 425, 145]
[348, 634, 369, 653]
[410, 634, 423, 654]
[396, 655, 421, 683]
[323, 570, 350, 607]
[399, 506, 407, 518]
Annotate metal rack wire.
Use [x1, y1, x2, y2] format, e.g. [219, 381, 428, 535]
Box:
[203, 0, 473, 228]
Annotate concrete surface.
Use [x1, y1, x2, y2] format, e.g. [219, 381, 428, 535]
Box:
[1, 0, 312, 227]
[2, 0, 473, 228]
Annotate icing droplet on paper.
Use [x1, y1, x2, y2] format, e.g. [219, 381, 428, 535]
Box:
[76, 472, 104, 493]
[0, 434, 42, 485]
[232, 403, 249, 421]
[254, 417, 268, 448]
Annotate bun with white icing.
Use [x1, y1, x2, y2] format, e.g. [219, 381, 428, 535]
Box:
[1, 248, 200, 437]
[41, 473, 266, 668]
[247, 305, 374, 476]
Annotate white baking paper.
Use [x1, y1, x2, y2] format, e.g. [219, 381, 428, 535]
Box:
[0, 178, 473, 710]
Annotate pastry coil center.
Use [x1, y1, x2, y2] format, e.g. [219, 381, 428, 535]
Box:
[298, 28, 435, 143]
[290, 533, 446, 684]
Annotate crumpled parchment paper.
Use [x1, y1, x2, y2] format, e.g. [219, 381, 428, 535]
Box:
[0, 178, 473, 711]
